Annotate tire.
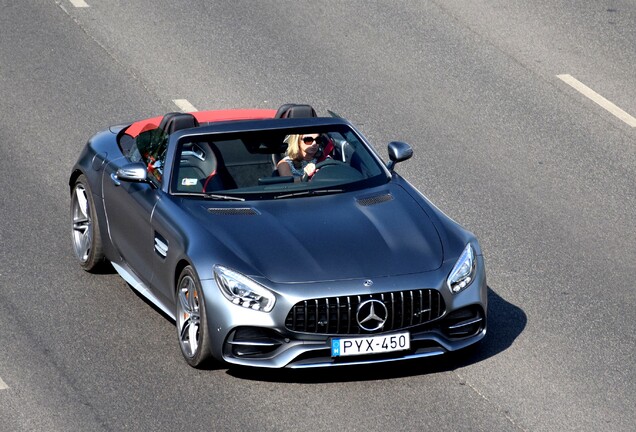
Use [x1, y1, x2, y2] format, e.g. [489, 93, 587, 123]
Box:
[176, 266, 213, 368]
[71, 174, 106, 272]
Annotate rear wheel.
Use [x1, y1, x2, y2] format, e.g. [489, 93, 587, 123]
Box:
[176, 266, 213, 367]
[71, 174, 105, 272]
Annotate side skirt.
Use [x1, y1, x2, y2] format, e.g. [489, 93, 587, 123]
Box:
[111, 261, 176, 321]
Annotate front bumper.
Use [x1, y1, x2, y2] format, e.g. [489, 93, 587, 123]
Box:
[201, 256, 487, 368]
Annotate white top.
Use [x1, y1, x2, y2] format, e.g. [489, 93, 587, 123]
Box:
[282, 156, 317, 177]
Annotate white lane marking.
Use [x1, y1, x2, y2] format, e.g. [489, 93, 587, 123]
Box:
[173, 99, 198, 113]
[557, 74, 636, 127]
[0, 376, 8, 390]
[69, 0, 89, 7]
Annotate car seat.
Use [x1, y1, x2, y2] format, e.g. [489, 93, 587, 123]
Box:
[274, 104, 317, 119]
[159, 112, 199, 134]
[201, 143, 237, 193]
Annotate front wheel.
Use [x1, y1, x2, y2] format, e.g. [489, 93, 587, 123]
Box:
[176, 266, 213, 368]
[70, 174, 106, 272]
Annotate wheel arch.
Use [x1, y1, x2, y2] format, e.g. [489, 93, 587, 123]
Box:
[174, 259, 193, 295]
[70, 168, 121, 262]
[69, 169, 84, 193]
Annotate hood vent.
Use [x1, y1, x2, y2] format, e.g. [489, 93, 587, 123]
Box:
[356, 193, 393, 207]
[207, 207, 258, 216]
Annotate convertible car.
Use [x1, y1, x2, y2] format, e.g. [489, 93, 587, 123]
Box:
[69, 103, 487, 368]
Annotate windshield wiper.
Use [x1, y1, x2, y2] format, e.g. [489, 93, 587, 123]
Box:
[275, 189, 344, 200]
[204, 193, 245, 201]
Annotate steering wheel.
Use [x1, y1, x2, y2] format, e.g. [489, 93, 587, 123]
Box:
[315, 159, 342, 170]
[308, 159, 362, 183]
[301, 159, 343, 182]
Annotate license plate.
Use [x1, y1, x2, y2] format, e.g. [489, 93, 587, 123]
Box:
[331, 332, 410, 357]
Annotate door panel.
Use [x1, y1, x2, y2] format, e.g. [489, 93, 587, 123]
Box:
[102, 159, 159, 285]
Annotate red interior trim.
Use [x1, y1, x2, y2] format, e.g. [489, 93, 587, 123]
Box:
[202, 169, 218, 193]
[125, 115, 163, 138]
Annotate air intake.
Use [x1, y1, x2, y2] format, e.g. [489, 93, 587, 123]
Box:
[441, 306, 485, 339]
[356, 193, 393, 206]
[207, 208, 258, 216]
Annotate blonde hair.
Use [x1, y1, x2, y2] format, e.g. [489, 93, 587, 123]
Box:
[284, 134, 303, 160]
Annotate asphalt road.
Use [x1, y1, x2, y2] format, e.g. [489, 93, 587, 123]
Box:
[1, 1, 634, 431]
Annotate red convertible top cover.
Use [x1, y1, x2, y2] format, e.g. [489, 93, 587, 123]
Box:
[125, 109, 277, 138]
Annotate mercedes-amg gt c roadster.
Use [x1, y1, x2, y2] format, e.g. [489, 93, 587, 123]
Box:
[69, 103, 487, 368]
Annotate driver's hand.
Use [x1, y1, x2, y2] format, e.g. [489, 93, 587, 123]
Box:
[304, 163, 317, 178]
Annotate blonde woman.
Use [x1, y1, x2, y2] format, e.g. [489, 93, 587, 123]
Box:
[277, 133, 320, 181]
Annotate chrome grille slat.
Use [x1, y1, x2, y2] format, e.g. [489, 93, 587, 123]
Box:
[390, 292, 395, 330]
[285, 289, 445, 334]
[400, 291, 405, 328]
[347, 296, 351, 334]
[381, 293, 388, 331]
[357, 295, 362, 334]
[336, 297, 340, 333]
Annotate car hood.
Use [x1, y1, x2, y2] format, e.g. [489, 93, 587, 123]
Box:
[185, 186, 443, 283]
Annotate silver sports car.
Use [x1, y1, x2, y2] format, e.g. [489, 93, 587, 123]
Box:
[69, 104, 487, 368]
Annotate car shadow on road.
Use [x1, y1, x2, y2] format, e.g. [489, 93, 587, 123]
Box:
[92, 261, 118, 275]
[228, 286, 526, 383]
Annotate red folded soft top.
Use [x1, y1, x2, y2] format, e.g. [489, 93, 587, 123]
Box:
[125, 109, 277, 138]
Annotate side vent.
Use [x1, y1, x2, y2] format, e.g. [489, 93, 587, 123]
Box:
[207, 207, 259, 216]
[356, 193, 393, 207]
[154, 233, 168, 258]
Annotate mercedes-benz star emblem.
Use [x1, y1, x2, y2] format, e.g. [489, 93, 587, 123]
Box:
[363, 279, 373, 287]
[356, 299, 388, 331]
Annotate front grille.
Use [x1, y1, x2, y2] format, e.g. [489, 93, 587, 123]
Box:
[285, 290, 445, 334]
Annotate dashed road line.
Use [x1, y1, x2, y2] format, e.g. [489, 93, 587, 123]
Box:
[173, 99, 198, 113]
[0, 376, 8, 390]
[69, 0, 89, 7]
[557, 74, 636, 127]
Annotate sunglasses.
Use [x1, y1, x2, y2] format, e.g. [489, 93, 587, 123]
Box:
[302, 136, 320, 144]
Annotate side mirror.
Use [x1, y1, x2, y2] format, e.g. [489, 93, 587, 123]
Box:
[386, 141, 413, 171]
[116, 162, 149, 182]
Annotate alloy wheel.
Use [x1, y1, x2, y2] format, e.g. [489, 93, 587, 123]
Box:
[71, 184, 92, 262]
[177, 275, 201, 358]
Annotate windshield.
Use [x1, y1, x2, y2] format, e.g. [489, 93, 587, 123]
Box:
[170, 124, 389, 200]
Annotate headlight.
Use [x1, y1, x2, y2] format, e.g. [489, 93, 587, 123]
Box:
[447, 244, 476, 294]
[214, 265, 276, 312]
